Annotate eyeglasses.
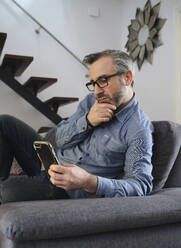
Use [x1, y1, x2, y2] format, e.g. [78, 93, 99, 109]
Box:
[86, 72, 124, 92]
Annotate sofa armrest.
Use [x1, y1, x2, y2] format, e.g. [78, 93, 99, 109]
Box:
[0, 188, 181, 241]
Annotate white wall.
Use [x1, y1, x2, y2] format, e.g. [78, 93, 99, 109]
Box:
[0, 0, 181, 131]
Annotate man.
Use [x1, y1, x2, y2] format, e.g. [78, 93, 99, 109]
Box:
[48, 49, 153, 198]
[0, 50, 153, 203]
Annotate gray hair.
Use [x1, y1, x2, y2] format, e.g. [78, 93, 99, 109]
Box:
[83, 49, 134, 74]
[83, 50, 135, 86]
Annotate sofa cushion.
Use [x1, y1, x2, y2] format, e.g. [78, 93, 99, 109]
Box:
[164, 147, 181, 188]
[151, 121, 181, 192]
[0, 188, 181, 241]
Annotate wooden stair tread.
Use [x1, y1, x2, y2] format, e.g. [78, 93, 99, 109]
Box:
[24, 77, 57, 95]
[1, 54, 33, 76]
[38, 126, 52, 134]
[0, 33, 7, 55]
[0, 66, 62, 124]
[45, 97, 79, 113]
[45, 97, 79, 106]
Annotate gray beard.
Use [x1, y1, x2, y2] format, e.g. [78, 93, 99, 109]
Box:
[111, 91, 126, 107]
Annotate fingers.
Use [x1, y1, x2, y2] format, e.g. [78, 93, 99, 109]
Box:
[87, 102, 116, 127]
[48, 164, 66, 187]
[48, 164, 76, 189]
[99, 117, 111, 123]
[102, 108, 114, 118]
[48, 164, 95, 191]
[97, 112, 113, 123]
[49, 164, 64, 173]
[100, 103, 117, 111]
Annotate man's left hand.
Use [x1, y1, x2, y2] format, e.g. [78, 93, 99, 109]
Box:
[48, 164, 98, 194]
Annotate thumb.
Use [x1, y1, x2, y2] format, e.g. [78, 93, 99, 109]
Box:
[63, 164, 76, 168]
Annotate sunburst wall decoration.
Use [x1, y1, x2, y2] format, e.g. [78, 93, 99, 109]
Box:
[125, 0, 166, 70]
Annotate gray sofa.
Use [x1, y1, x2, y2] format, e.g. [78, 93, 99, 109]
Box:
[0, 121, 181, 248]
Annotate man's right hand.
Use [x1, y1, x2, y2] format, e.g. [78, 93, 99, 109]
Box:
[87, 100, 116, 127]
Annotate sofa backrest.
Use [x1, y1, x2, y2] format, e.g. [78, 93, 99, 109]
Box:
[151, 121, 181, 192]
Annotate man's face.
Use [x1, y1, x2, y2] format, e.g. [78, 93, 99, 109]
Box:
[89, 56, 127, 107]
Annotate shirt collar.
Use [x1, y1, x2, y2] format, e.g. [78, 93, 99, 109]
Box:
[115, 93, 138, 122]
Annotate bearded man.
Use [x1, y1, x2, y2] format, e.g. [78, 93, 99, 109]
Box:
[0, 50, 153, 203]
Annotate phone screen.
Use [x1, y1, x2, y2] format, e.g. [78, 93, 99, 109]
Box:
[33, 141, 59, 172]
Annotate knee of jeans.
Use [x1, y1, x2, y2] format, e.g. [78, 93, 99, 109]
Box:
[0, 179, 20, 203]
[0, 115, 16, 131]
[0, 115, 14, 126]
[0, 182, 8, 204]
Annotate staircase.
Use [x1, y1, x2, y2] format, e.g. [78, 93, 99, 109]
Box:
[0, 32, 79, 132]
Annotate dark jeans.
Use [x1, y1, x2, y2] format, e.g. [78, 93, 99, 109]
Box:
[0, 115, 69, 203]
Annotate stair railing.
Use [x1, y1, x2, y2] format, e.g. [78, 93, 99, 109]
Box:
[11, 0, 88, 70]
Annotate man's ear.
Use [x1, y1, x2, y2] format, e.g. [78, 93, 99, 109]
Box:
[124, 70, 133, 86]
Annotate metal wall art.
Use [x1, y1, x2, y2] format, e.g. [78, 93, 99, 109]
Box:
[125, 0, 166, 70]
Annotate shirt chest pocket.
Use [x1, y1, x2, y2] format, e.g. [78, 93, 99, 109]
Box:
[100, 135, 127, 164]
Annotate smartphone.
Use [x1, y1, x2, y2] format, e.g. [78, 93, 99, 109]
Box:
[33, 141, 59, 172]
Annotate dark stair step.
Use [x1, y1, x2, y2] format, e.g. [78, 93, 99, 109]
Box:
[1, 54, 33, 76]
[38, 126, 53, 134]
[0, 33, 7, 55]
[24, 77, 57, 96]
[45, 97, 79, 113]
[0, 66, 62, 125]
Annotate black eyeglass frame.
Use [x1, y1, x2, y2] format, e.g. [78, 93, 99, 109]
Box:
[86, 71, 124, 92]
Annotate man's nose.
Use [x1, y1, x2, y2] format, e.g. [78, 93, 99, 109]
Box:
[94, 84, 104, 95]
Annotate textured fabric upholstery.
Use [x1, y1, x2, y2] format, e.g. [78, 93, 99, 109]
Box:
[1, 223, 181, 248]
[164, 147, 181, 188]
[151, 121, 181, 191]
[0, 188, 181, 241]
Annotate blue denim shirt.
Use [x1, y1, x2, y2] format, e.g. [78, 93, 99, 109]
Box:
[56, 93, 154, 198]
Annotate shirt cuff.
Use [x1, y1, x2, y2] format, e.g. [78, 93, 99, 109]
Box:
[96, 176, 114, 197]
[76, 114, 94, 132]
[86, 113, 94, 128]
